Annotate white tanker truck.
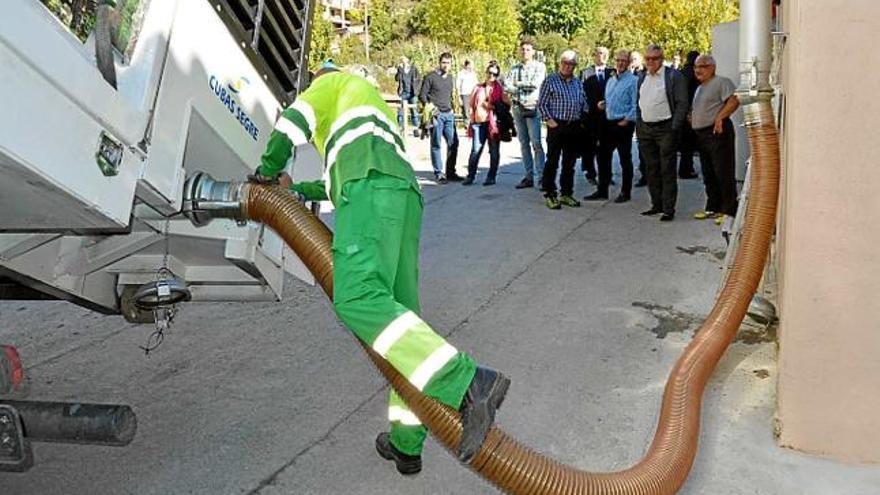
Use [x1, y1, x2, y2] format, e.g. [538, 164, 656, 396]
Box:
[0, 0, 319, 470]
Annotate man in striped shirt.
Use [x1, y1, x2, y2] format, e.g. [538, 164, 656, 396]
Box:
[253, 65, 510, 475]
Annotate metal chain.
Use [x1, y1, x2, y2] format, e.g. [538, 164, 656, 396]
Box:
[141, 218, 175, 355]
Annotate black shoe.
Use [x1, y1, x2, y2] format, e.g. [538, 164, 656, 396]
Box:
[447, 174, 465, 182]
[376, 432, 422, 475]
[458, 366, 510, 463]
[679, 172, 699, 179]
[613, 194, 630, 203]
[462, 178, 475, 186]
[660, 213, 675, 222]
[641, 208, 662, 216]
[586, 177, 598, 186]
[515, 179, 534, 189]
[635, 178, 648, 188]
[610, 179, 617, 185]
[482, 178, 496, 186]
[583, 191, 609, 201]
[436, 174, 448, 184]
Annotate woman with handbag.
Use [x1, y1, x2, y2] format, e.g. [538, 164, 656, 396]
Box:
[463, 61, 511, 186]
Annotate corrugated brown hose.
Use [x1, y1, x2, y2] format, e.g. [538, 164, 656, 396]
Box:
[241, 100, 780, 494]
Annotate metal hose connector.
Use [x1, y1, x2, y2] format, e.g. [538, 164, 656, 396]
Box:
[239, 99, 779, 494]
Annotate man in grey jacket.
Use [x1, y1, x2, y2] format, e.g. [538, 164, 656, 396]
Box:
[636, 44, 689, 221]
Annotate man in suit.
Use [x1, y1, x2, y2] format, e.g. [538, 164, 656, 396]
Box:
[636, 44, 689, 221]
[579, 47, 611, 186]
[583, 47, 618, 200]
[395, 56, 420, 137]
[677, 51, 701, 179]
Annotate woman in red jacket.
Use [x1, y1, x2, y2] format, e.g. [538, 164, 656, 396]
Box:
[462, 61, 511, 186]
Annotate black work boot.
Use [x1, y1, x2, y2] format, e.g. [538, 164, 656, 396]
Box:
[375, 432, 422, 475]
[457, 366, 511, 463]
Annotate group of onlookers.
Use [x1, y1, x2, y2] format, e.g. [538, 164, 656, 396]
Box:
[395, 40, 741, 226]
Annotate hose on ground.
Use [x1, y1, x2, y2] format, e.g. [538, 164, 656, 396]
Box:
[241, 99, 780, 494]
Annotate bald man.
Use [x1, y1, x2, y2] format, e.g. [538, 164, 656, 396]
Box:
[691, 54, 740, 225]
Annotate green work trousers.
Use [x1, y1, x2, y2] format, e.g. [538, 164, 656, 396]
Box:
[332, 171, 477, 456]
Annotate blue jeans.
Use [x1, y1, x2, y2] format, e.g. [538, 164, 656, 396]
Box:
[430, 111, 459, 177]
[397, 93, 420, 130]
[466, 122, 500, 181]
[512, 106, 545, 186]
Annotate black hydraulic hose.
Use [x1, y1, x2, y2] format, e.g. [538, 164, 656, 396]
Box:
[94, 0, 117, 89]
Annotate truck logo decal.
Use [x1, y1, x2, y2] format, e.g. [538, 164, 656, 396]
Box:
[209, 75, 260, 141]
[227, 77, 250, 94]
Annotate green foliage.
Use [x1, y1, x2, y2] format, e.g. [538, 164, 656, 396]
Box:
[113, 0, 142, 54]
[308, 11, 336, 71]
[423, 0, 520, 57]
[601, 0, 739, 55]
[532, 32, 570, 66]
[40, 0, 97, 41]
[334, 36, 369, 67]
[349, 0, 394, 51]
[406, 1, 431, 37]
[520, 0, 605, 40]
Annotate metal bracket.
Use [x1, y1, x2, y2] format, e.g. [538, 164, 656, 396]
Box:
[95, 131, 124, 177]
[0, 405, 33, 472]
[132, 278, 191, 309]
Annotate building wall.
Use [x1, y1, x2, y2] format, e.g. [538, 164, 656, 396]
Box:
[777, 0, 880, 464]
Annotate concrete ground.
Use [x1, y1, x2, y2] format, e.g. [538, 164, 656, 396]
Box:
[2, 134, 879, 495]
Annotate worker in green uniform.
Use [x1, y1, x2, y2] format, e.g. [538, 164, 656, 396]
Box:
[251, 64, 510, 475]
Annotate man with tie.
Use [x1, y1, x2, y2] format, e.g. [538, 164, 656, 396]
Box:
[582, 47, 617, 200]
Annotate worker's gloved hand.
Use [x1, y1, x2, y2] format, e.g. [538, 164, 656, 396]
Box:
[247, 166, 278, 185]
[290, 190, 307, 204]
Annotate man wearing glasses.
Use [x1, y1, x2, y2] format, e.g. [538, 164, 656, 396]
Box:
[635, 44, 689, 221]
[537, 50, 587, 210]
[601, 50, 639, 203]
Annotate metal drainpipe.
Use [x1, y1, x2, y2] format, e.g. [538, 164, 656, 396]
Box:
[738, 0, 775, 102]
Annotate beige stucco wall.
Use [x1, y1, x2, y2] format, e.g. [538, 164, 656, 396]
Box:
[776, 0, 880, 463]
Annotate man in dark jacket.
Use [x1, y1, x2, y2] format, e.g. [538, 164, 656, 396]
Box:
[420, 52, 463, 183]
[582, 47, 618, 200]
[636, 44, 689, 221]
[395, 56, 421, 137]
[677, 51, 701, 179]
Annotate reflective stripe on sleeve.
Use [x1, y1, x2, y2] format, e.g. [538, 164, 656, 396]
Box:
[275, 118, 310, 146]
[291, 99, 317, 134]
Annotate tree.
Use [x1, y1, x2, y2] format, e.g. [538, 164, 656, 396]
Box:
[423, 0, 520, 57]
[601, 0, 738, 55]
[348, 0, 394, 51]
[308, 11, 335, 71]
[532, 32, 570, 67]
[520, 0, 605, 40]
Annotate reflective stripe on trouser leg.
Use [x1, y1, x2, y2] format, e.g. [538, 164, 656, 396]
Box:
[332, 174, 477, 454]
[373, 311, 458, 390]
[388, 390, 428, 456]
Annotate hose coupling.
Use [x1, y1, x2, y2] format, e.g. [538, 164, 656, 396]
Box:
[181, 172, 250, 227]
